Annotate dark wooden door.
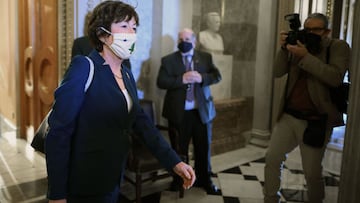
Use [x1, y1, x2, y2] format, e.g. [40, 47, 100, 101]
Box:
[18, 0, 58, 140]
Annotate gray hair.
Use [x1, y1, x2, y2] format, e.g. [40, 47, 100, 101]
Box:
[306, 13, 329, 29]
[179, 28, 196, 40]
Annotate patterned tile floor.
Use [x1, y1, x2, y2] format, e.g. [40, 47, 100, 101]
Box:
[1, 129, 341, 203]
[119, 145, 340, 203]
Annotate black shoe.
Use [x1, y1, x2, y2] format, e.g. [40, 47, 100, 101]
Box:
[203, 183, 221, 195]
[210, 171, 218, 177]
[194, 180, 222, 195]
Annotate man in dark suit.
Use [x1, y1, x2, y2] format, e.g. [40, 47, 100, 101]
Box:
[157, 28, 222, 195]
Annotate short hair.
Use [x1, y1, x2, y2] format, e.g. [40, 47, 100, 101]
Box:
[87, 0, 139, 52]
[305, 13, 329, 29]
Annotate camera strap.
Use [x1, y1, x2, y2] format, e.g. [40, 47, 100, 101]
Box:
[282, 57, 292, 114]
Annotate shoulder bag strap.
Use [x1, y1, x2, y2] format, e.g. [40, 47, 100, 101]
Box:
[84, 56, 94, 92]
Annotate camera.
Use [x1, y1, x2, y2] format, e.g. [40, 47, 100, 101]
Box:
[284, 13, 321, 53]
[284, 13, 306, 45]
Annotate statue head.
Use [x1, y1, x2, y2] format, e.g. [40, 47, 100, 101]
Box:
[205, 12, 221, 32]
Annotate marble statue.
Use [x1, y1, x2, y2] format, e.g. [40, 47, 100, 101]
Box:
[198, 12, 224, 55]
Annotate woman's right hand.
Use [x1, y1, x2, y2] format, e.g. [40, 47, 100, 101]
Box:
[173, 162, 196, 189]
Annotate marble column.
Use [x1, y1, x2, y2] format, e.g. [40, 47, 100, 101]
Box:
[338, 0, 360, 202]
[248, 0, 279, 147]
[271, 1, 295, 128]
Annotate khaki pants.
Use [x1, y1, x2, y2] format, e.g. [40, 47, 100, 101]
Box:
[263, 113, 332, 203]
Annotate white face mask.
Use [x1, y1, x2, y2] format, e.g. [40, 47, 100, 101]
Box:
[100, 27, 136, 59]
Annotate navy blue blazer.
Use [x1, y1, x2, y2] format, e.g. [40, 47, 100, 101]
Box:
[45, 51, 181, 199]
[157, 50, 221, 124]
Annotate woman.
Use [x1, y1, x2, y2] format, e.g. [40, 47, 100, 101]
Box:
[45, 1, 195, 202]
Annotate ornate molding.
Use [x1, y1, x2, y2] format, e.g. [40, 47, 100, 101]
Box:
[58, 0, 74, 78]
[326, 0, 333, 19]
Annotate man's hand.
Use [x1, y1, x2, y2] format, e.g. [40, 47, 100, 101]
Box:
[279, 30, 288, 48]
[183, 71, 202, 84]
[173, 162, 196, 189]
[286, 40, 309, 58]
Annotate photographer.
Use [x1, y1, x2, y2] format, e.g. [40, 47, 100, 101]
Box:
[264, 13, 350, 203]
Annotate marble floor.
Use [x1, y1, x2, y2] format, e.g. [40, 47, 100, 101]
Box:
[0, 128, 342, 203]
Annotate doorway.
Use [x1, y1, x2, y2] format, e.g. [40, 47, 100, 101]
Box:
[18, 0, 59, 141]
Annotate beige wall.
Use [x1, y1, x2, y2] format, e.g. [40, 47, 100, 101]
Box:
[0, 0, 17, 124]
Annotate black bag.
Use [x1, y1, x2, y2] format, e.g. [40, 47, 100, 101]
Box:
[326, 40, 350, 114]
[30, 56, 94, 154]
[330, 82, 349, 114]
[303, 115, 327, 148]
[31, 111, 50, 153]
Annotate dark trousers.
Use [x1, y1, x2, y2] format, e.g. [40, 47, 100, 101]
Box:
[169, 109, 212, 183]
[206, 122, 213, 173]
[67, 185, 120, 203]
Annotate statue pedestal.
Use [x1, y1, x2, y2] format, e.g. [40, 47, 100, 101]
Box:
[211, 97, 253, 155]
[210, 54, 233, 100]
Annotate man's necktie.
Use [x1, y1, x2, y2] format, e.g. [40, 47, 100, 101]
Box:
[184, 55, 194, 101]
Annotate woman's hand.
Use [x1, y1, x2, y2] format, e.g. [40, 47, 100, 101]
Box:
[173, 162, 196, 189]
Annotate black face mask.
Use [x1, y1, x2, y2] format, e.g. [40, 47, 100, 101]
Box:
[177, 41, 193, 53]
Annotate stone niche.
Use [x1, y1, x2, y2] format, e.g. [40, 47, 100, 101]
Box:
[211, 97, 253, 155]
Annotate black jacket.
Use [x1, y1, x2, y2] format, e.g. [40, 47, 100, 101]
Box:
[157, 50, 221, 124]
